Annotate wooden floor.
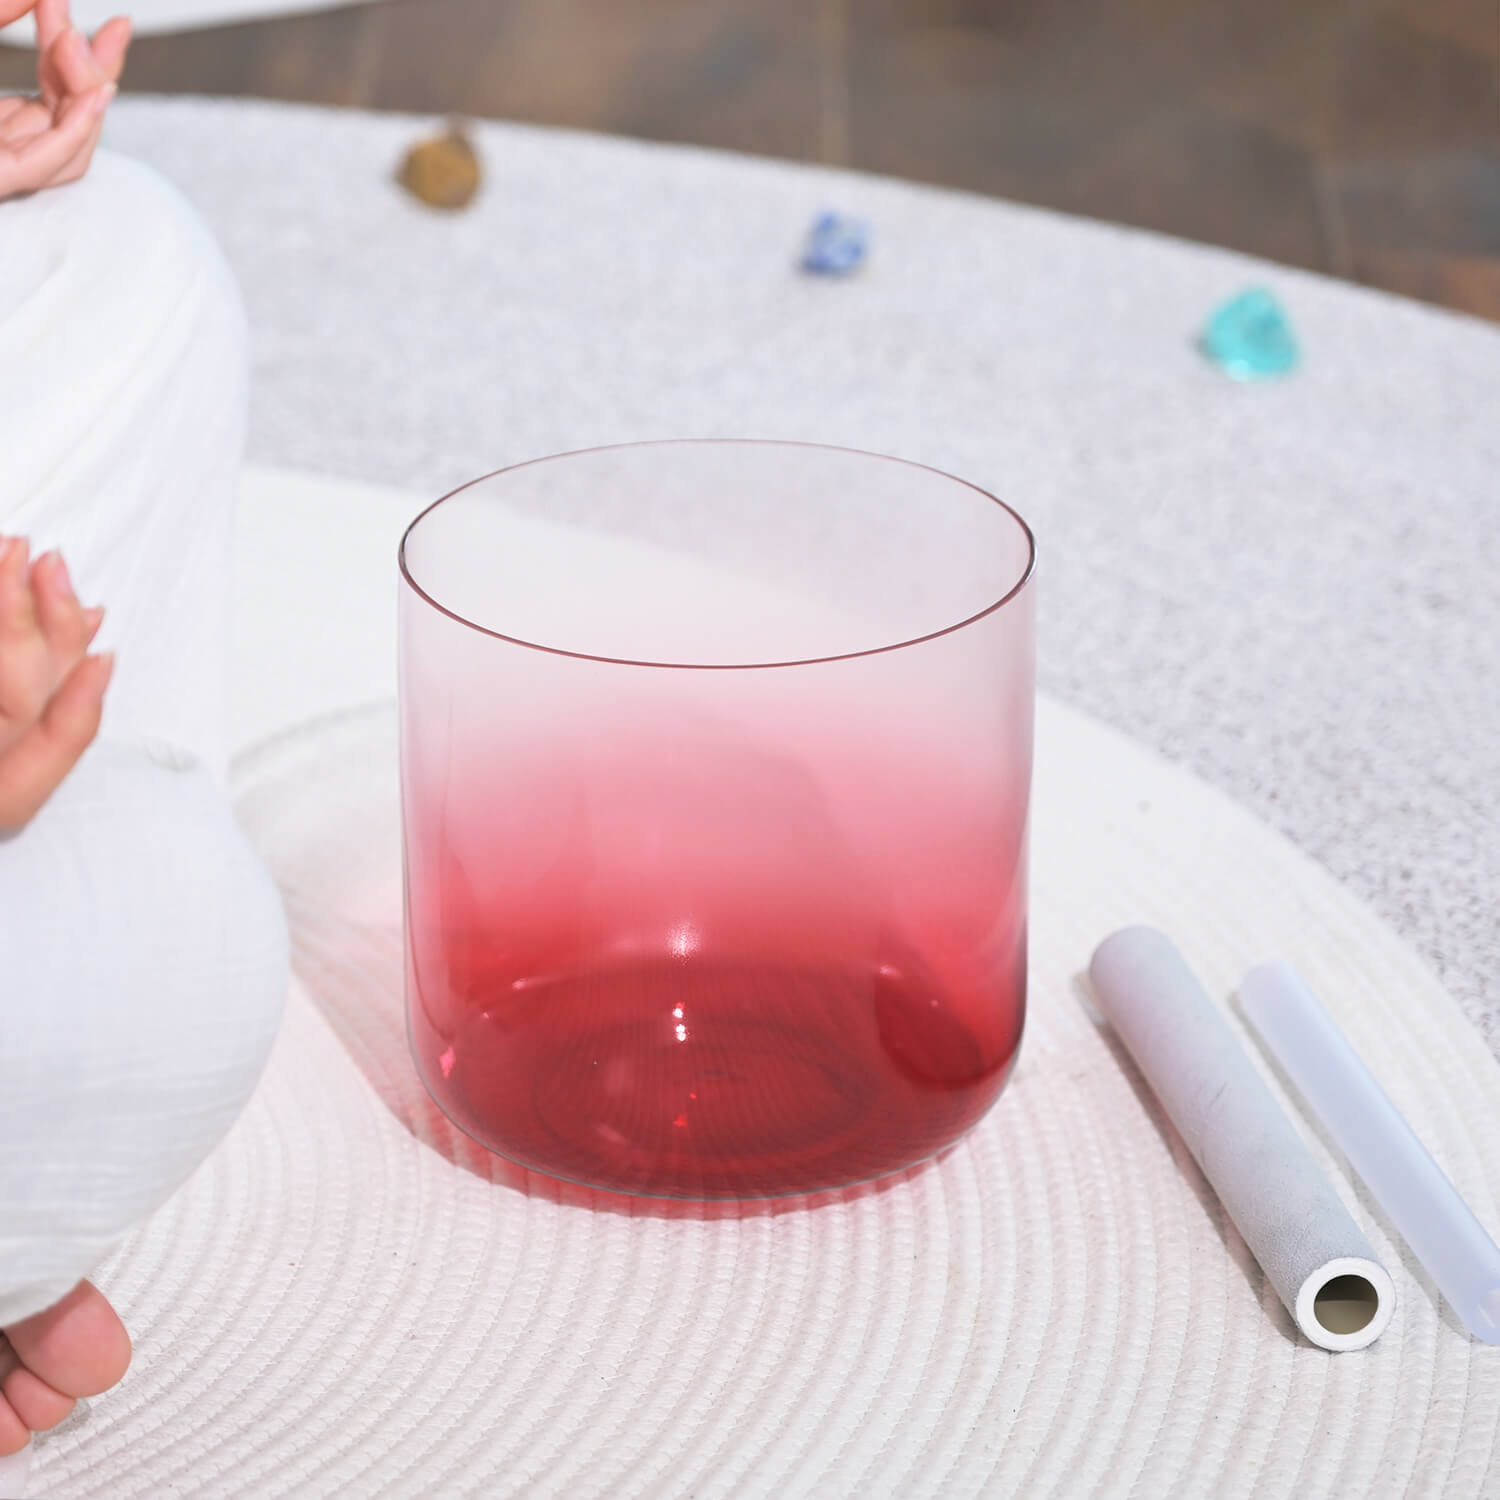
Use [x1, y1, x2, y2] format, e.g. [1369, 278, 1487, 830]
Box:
[4, 0, 1498, 321]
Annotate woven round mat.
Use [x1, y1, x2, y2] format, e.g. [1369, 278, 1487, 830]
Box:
[27, 690, 1500, 1498]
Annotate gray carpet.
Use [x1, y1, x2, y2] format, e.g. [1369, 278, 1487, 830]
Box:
[102, 96, 1500, 1050]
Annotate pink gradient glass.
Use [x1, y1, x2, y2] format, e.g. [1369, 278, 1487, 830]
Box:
[398, 441, 1035, 1198]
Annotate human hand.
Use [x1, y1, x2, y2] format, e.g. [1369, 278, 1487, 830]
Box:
[0, 536, 113, 831]
[0, 0, 131, 202]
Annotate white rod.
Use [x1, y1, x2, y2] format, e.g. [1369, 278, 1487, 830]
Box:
[1240, 960, 1500, 1345]
[1089, 928, 1395, 1351]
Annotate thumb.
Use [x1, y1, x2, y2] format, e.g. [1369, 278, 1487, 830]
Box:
[0, 652, 113, 831]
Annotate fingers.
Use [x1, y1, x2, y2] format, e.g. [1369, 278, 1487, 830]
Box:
[0, 548, 47, 748]
[0, 83, 110, 200]
[0, 96, 55, 146]
[45, 104, 106, 186]
[34, 24, 113, 183]
[0, 539, 106, 755]
[36, 7, 127, 124]
[0, 0, 117, 203]
[90, 14, 131, 81]
[30, 550, 92, 671]
[34, 0, 71, 53]
[0, 650, 114, 831]
[0, 535, 37, 645]
[0, 0, 41, 30]
[57, 24, 104, 93]
[39, 21, 102, 110]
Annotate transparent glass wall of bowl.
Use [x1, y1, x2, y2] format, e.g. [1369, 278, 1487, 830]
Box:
[398, 442, 1035, 1198]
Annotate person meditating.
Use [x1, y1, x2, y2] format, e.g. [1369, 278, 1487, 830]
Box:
[1, 0, 289, 1460]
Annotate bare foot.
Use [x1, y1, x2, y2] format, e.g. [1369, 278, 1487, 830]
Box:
[0, 1282, 132, 1454]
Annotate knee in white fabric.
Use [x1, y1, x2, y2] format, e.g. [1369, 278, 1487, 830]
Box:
[0, 740, 287, 1328]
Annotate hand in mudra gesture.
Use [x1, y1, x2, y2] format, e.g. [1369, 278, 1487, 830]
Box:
[0, 0, 130, 201]
[0, 536, 113, 830]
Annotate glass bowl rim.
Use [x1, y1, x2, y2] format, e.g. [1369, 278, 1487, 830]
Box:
[397, 438, 1036, 671]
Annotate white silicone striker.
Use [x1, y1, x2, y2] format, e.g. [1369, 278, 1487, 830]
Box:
[1241, 960, 1500, 1345]
[1089, 928, 1395, 1351]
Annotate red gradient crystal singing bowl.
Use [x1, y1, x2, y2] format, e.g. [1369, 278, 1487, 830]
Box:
[398, 441, 1036, 1198]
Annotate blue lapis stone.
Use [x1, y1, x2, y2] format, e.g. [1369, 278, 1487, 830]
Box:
[800, 211, 870, 276]
[1200, 287, 1300, 379]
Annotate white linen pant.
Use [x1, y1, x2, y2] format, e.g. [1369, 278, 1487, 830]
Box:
[0, 153, 288, 1328]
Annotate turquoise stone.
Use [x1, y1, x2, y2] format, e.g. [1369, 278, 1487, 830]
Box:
[1200, 287, 1300, 380]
